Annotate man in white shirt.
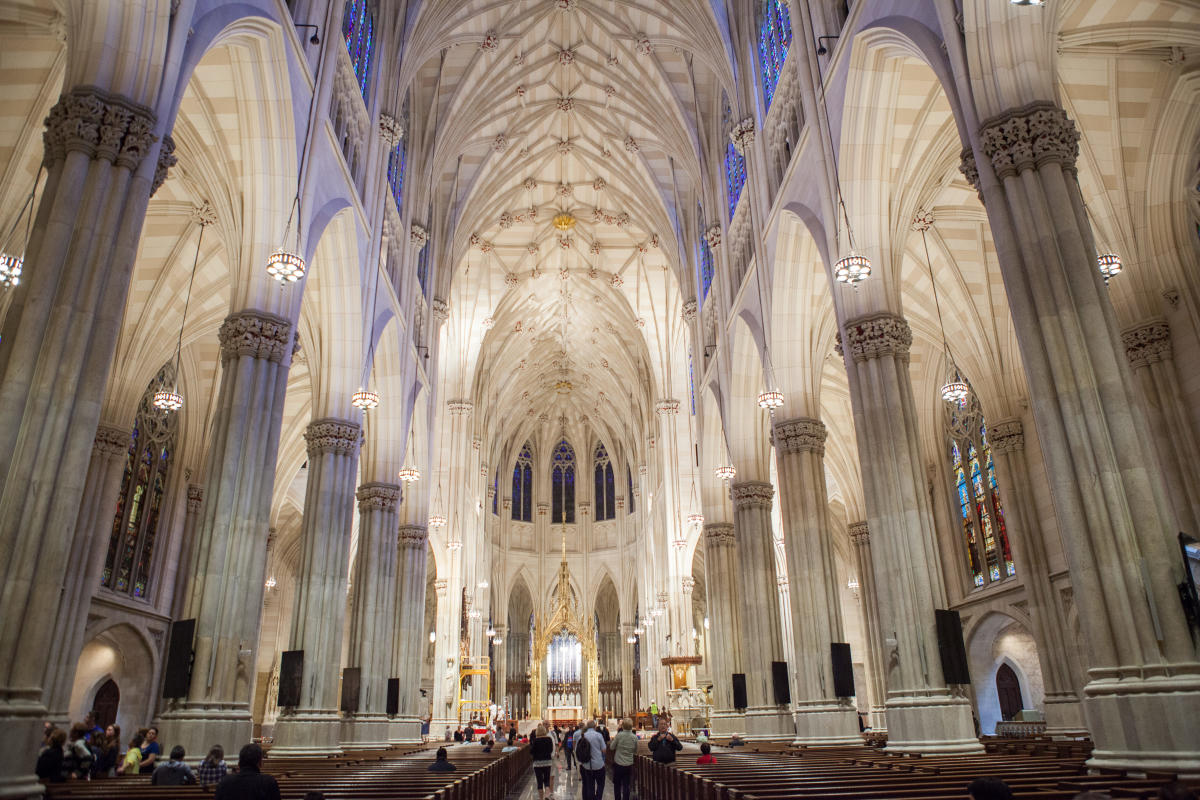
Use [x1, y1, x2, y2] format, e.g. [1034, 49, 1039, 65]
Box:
[579, 720, 608, 800]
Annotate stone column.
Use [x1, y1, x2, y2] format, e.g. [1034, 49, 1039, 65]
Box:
[841, 313, 981, 753]
[1122, 320, 1200, 535]
[171, 485, 206, 621]
[620, 622, 635, 716]
[848, 522, 887, 732]
[270, 418, 362, 757]
[341, 482, 401, 749]
[772, 417, 861, 744]
[703, 522, 744, 735]
[391, 524, 429, 743]
[0, 84, 173, 797]
[43, 424, 132, 725]
[986, 420, 1086, 734]
[967, 102, 1200, 771]
[428, 577, 456, 735]
[492, 623, 508, 716]
[158, 310, 295, 759]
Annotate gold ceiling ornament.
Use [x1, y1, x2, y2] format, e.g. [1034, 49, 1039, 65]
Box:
[554, 379, 574, 395]
[553, 211, 576, 231]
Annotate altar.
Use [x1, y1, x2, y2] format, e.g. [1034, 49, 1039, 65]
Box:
[547, 706, 582, 723]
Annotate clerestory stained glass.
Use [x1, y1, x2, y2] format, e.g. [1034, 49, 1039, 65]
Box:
[757, 0, 793, 111]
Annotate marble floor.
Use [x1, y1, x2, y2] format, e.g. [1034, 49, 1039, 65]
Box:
[504, 744, 701, 799]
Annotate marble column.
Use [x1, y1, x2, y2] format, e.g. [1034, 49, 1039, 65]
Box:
[158, 309, 295, 759]
[841, 313, 981, 753]
[967, 102, 1200, 771]
[341, 482, 401, 749]
[268, 419, 362, 756]
[492, 623, 508, 716]
[1122, 321, 1200, 535]
[772, 418, 861, 744]
[848, 522, 887, 732]
[428, 577, 456, 735]
[390, 524, 429, 743]
[620, 623, 635, 716]
[43, 424, 132, 725]
[171, 485, 205, 621]
[986, 420, 1085, 734]
[0, 85, 173, 798]
[703, 522, 744, 735]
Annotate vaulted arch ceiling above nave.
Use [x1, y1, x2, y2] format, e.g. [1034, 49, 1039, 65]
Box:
[408, 0, 731, 465]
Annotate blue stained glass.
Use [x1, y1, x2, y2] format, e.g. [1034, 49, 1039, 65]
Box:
[698, 204, 714, 302]
[387, 138, 405, 215]
[342, 0, 374, 100]
[725, 140, 746, 218]
[757, 0, 793, 110]
[688, 349, 696, 415]
[552, 440, 576, 524]
[513, 442, 533, 522]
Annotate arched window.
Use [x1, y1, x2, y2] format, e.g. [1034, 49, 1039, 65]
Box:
[698, 203, 714, 302]
[512, 441, 533, 522]
[593, 443, 616, 521]
[101, 365, 178, 598]
[757, 0, 793, 111]
[627, 465, 635, 514]
[724, 97, 746, 219]
[946, 390, 1015, 588]
[552, 439, 576, 524]
[386, 94, 407, 215]
[492, 472, 499, 516]
[342, 0, 375, 99]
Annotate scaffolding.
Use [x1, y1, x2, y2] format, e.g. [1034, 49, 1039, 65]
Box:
[457, 655, 491, 725]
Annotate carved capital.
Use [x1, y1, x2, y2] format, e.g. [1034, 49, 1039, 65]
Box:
[432, 297, 449, 321]
[502, 497, 512, 510]
[537, 502, 549, 516]
[705, 224, 722, 250]
[731, 481, 773, 511]
[218, 309, 294, 364]
[704, 522, 735, 546]
[654, 399, 680, 416]
[356, 481, 401, 513]
[446, 399, 473, 415]
[434, 578, 448, 595]
[730, 118, 756, 152]
[398, 524, 428, 548]
[93, 423, 132, 457]
[410, 223, 429, 249]
[772, 417, 826, 456]
[378, 113, 404, 145]
[186, 484, 204, 514]
[959, 147, 980, 193]
[842, 313, 912, 363]
[579, 501, 591, 516]
[682, 299, 698, 323]
[848, 521, 869, 545]
[304, 418, 361, 457]
[43, 85, 159, 172]
[151, 134, 177, 195]
[681, 576, 695, 593]
[980, 101, 1080, 180]
[987, 419, 1025, 455]
[1122, 319, 1172, 369]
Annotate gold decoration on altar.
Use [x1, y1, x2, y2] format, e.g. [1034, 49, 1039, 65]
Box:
[661, 655, 702, 690]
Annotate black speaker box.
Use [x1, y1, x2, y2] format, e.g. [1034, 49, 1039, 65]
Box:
[771, 661, 791, 705]
[340, 667, 361, 713]
[935, 609, 971, 684]
[386, 678, 400, 716]
[161, 619, 195, 698]
[831, 642, 854, 698]
[731, 673, 747, 710]
[278, 650, 304, 707]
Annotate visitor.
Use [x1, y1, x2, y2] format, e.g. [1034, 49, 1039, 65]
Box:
[648, 718, 682, 764]
[83, 712, 104, 745]
[578, 719, 607, 800]
[562, 726, 575, 770]
[197, 744, 229, 786]
[650, 700, 659, 727]
[728, 734, 745, 747]
[117, 733, 143, 775]
[501, 738, 520, 754]
[697, 742, 717, 765]
[138, 726, 161, 774]
[530, 724, 555, 800]
[427, 747, 456, 772]
[695, 728, 709, 745]
[93, 725, 120, 777]
[968, 777, 1015, 800]
[35, 727, 66, 783]
[1159, 782, 1199, 800]
[152, 745, 197, 785]
[597, 717, 611, 745]
[608, 717, 638, 800]
[453, 726, 464, 742]
[64, 723, 95, 779]
[481, 735, 493, 753]
[215, 743, 280, 800]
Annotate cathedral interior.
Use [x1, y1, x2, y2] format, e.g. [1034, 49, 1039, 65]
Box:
[1, 0, 1199, 795]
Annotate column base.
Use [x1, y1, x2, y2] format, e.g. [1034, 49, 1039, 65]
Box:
[791, 702, 862, 745]
[1042, 692, 1088, 738]
[868, 705, 887, 733]
[883, 692, 983, 754]
[743, 705, 795, 741]
[270, 709, 344, 757]
[158, 705, 253, 764]
[0, 699, 47, 799]
[1082, 674, 1200, 776]
[709, 708, 746, 738]
[389, 716, 424, 744]
[340, 715, 392, 750]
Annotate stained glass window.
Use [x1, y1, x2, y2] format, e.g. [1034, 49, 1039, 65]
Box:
[512, 441, 533, 522]
[552, 439, 576, 524]
[387, 136, 405, 216]
[341, 0, 375, 99]
[492, 472, 499, 515]
[946, 385, 1016, 589]
[757, 0, 793, 111]
[723, 96, 746, 218]
[698, 204, 714, 302]
[627, 464, 635, 514]
[593, 442, 616, 521]
[688, 348, 696, 415]
[101, 364, 179, 599]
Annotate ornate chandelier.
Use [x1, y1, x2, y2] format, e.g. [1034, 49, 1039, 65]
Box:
[447, 540, 463, 551]
[428, 512, 447, 528]
[1097, 252, 1122, 283]
[398, 466, 420, 482]
[266, 248, 305, 282]
[714, 464, 736, 482]
[833, 252, 871, 285]
[0, 168, 41, 289]
[153, 389, 184, 412]
[757, 389, 784, 409]
[687, 512, 705, 527]
[351, 387, 380, 410]
[941, 364, 970, 405]
[0, 252, 22, 288]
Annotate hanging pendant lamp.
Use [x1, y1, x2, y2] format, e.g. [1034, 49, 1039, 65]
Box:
[0, 169, 41, 290]
[154, 213, 209, 413]
[914, 213, 970, 407]
[398, 426, 420, 482]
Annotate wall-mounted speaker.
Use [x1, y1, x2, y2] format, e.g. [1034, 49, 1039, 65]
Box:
[831, 643, 854, 698]
[161, 619, 196, 698]
[771, 661, 791, 705]
[935, 609, 971, 684]
[386, 678, 400, 716]
[340, 667, 361, 713]
[731, 673, 747, 710]
[278, 650, 304, 708]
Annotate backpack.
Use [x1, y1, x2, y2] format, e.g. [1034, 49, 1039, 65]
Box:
[575, 732, 592, 763]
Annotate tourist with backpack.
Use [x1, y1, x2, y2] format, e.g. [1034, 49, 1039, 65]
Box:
[577, 720, 607, 800]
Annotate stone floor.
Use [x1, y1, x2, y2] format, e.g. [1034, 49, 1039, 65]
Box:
[504, 742, 701, 799]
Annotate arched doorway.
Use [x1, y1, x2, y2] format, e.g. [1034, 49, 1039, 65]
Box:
[92, 679, 120, 728]
[995, 663, 1023, 721]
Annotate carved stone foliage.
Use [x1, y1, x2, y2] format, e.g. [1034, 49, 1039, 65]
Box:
[218, 309, 294, 364]
[704, 522, 736, 547]
[848, 521, 869, 545]
[356, 482, 401, 513]
[772, 417, 826, 456]
[43, 85, 158, 171]
[186, 485, 204, 514]
[378, 113, 403, 145]
[842, 313, 912, 363]
[447, 400, 473, 415]
[398, 524, 428, 547]
[980, 101, 1081, 180]
[152, 135, 177, 196]
[432, 297, 449, 321]
[959, 147, 980, 192]
[93, 423, 132, 457]
[304, 418, 361, 457]
[410, 224, 429, 249]
[1122, 319, 1172, 368]
[730, 481, 774, 510]
[987, 419, 1025, 455]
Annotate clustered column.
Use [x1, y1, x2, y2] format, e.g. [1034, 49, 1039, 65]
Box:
[492, 623, 508, 716]
[772, 418, 860, 744]
[847, 522, 887, 732]
[702, 522, 743, 735]
[391, 524, 429, 743]
[342, 482, 402, 749]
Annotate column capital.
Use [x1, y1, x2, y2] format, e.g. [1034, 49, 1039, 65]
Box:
[93, 423, 131, 457]
[848, 521, 869, 545]
[842, 313, 912, 363]
[432, 297, 449, 321]
[987, 419, 1025, 455]
[730, 481, 773, 510]
[654, 399, 680, 415]
[378, 112, 404, 145]
[447, 399, 473, 415]
[681, 576, 695, 594]
[537, 502, 549, 516]
[434, 578, 448, 595]
[398, 524, 428, 548]
[186, 484, 204, 514]
[579, 501, 591, 516]
[356, 482, 401, 513]
[771, 417, 826, 455]
[703, 522, 735, 546]
[979, 100, 1080, 180]
[492, 623, 508, 636]
[1121, 319, 1172, 369]
[304, 418, 361, 457]
[218, 309, 294, 364]
[42, 85, 157, 170]
[959, 147, 981, 193]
